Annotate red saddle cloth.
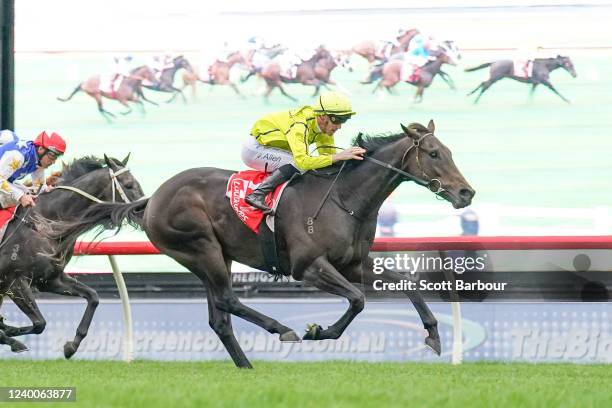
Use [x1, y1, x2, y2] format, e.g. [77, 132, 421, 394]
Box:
[0, 206, 17, 242]
[0, 206, 17, 229]
[226, 170, 289, 234]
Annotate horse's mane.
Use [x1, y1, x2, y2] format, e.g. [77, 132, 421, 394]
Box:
[60, 156, 106, 183]
[352, 122, 427, 152]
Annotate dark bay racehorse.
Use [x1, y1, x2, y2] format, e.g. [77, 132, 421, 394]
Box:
[48, 120, 475, 368]
[141, 55, 194, 103]
[57, 66, 159, 122]
[0, 156, 144, 355]
[375, 53, 457, 102]
[466, 55, 577, 103]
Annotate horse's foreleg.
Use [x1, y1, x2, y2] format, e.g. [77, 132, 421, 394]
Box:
[357, 257, 441, 355]
[414, 85, 425, 103]
[228, 82, 244, 98]
[138, 89, 159, 106]
[540, 79, 570, 103]
[439, 70, 456, 90]
[301, 257, 365, 341]
[277, 83, 297, 102]
[118, 99, 133, 115]
[2, 277, 46, 338]
[39, 273, 99, 359]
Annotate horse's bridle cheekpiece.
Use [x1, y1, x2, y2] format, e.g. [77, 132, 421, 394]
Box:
[365, 132, 447, 198]
[55, 166, 133, 204]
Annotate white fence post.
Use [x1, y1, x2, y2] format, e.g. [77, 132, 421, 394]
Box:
[451, 302, 463, 364]
[108, 255, 134, 362]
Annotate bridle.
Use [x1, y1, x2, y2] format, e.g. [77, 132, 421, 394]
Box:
[364, 132, 447, 198]
[310, 132, 447, 221]
[56, 167, 133, 204]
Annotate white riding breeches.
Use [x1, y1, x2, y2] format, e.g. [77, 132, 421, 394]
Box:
[241, 136, 296, 173]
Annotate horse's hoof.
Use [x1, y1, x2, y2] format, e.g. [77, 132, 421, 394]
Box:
[63, 341, 78, 359]
[11, 341, 29, 353]
[303, 323, 322, 340]
[279, 330, 301, 343]
[425, 336, 441, 355]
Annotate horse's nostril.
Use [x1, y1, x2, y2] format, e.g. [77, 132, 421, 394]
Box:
[459, 188, 473, 199]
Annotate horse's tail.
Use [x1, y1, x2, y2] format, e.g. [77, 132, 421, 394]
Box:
[39, 198, 149, 262]
[464, 62, 492, 72]
[57, 83, 83, 102]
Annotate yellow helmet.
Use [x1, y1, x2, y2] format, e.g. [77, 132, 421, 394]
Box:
[313, 91, 356, 117]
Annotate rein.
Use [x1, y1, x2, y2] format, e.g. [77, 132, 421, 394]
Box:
[55, 167, 132, 204]
[309, 132, 448, 220]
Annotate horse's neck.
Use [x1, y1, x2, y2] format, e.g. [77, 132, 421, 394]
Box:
[336, 145, 405, 219]
[163, 66, 178, 80]
[425, 58, 444, 72]
[37, 173, 105, 220]
[538, 58, 557, 70]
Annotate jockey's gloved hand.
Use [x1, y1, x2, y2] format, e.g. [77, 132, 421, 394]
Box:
[18, 194, 36, 208]
[332, 147, 366, 162]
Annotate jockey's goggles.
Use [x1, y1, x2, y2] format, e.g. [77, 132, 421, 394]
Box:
[328, 114, 352, 125]
[45, 149, 63, 159]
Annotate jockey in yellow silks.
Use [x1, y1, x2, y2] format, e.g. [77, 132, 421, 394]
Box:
[241, 91, 366, 214]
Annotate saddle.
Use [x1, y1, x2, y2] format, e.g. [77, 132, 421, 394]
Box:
[226, 170, 294, 276]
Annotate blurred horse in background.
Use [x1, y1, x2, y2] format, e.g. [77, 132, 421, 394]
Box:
[466, 55, 577, 103]
[57, 66, 158, 122]
[374, 51, 458, 103]
[141, 55, 195, 103]
[352, 28, 419, 64]
[259, 47, 345, 101]
[182, 51, 248, 97]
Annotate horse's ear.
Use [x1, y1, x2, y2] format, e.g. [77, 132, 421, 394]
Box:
[103, 154, 117, 169]
[61, 161, 69, 172]
[427, 119, 435, 133]
[401, 123, 420, 140]
[121, 152, 131, 166]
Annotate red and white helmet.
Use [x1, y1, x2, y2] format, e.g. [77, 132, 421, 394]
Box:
[33, 130, 67, 155]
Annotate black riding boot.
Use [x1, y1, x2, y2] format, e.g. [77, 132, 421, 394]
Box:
[245, 164, 299, 215]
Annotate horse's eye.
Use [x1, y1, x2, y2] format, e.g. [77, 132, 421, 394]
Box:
[429, 151, 439, 158]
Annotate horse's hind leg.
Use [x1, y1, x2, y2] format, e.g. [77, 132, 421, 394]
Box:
[0, 329, 28, 353]
[2, 277, 47, 338]
[301, 257, 365, 341]
[0, 297, 27, 352]
[93, 94, 115, 122]
[39, 273, 99, 359]
[165, 243, 299, 368]
[472, 77, 502, 104]
[204, 286, 252, 368]
[354, 257, 441, 355]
